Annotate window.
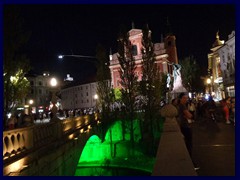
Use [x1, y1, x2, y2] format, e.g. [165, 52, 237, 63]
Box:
[132, 45, 138, 56]
[39, 89, 42, 94]
[39, 81, 42, 86]
[30, 81, 34, 86]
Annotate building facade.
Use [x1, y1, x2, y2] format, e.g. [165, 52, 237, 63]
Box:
[207, 31, 235, 100]
[25, 71, 63, 115]
[61, 81, 98, 110]
[109, 27, 178, 89]
[25, 72, 52, 114]
[217, 31, 235, 98]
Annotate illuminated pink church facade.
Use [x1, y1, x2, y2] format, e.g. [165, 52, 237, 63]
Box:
[109, 27, 179, 88]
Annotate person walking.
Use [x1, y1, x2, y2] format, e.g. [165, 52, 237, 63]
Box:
[230, 97, 235, 126]
[221, 97, 231, 124]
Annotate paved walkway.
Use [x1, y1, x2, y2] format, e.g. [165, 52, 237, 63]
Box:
[192, 111, 235, 176]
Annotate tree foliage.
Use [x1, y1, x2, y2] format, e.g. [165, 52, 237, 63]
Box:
[3, 5, 31, 117]
[117, 26, 139, 147]
[141, 24, 162, 105]
[140, 24, 163, 153]
[179, 56, 201, 92]
[96, 44, 113, 118]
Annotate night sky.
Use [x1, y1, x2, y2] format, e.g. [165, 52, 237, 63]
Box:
[5, 4, 235, 82]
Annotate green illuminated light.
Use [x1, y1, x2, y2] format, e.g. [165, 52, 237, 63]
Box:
[75, 119, 157, 176]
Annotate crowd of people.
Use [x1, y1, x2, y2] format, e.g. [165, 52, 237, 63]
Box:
[166, 93, 235, 171]
[171, 95, 235, 125]
[6, 111, 33, 130]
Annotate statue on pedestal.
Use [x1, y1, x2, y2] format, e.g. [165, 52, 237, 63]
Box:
[170, 63, 187, 97]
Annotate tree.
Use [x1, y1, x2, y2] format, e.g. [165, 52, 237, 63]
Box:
[96, 44, 113, 118]
[117, 26, 138, 150]
[179, 56, 201, 92]
[3, 5, 31, 126]
[140, 24, 163, 154]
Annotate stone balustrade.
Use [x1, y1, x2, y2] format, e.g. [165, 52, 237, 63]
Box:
[3, 114, 96, 165]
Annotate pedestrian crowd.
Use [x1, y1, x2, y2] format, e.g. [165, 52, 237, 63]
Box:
[161, 93, 235, 171]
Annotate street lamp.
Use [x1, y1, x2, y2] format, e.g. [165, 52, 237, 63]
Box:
[58, 54, 96, 60]
[94, 94, 98, 100]
[29, 99, 34, 114]
[207, 78, 211, 94]
[94, 94, 99, 111]
[29, 99, 34, 105]
[58, 54, 95, 59]
[50, 77, 58, 121]
[58, 54, 97, 66]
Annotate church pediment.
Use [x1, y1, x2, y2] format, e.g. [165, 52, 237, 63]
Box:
[129, 29, 142, 36]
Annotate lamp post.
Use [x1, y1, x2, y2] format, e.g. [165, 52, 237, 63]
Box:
[94, 94, 99, 111]
[50, 77, 58, 121]
[58, 54, 97, 71]
[58, 54, 96, 64]
[58, 54, 96, 59]
[207, 78, 211, 95]
[29, 99, 34, 115]
[210, 76, 214, 96]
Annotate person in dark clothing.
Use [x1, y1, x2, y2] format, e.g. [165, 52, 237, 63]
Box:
[206, 96, 217, 121]
[177, 93, 193, 157]
[201, 96, 217, 121]
[177, 92, 200, 170]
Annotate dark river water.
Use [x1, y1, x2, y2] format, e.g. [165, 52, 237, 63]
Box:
[75, 166, 151, 176]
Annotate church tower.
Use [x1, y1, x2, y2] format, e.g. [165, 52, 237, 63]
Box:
[164, 17, 178, 65]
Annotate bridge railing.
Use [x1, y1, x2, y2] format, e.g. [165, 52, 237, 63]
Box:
[152, 117, 197, 176]
[3, 114, 97, 165]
